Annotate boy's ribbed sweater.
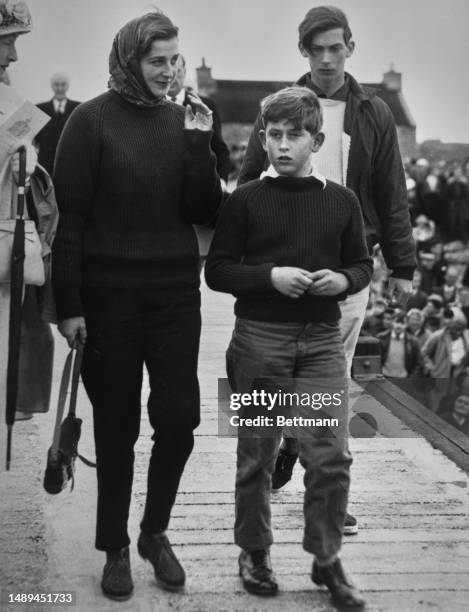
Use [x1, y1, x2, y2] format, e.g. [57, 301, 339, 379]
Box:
[52, 90, 222, 320]
[205, 176, 373, 323]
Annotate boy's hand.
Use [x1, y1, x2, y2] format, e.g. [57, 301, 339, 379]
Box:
[306, 270, 349, 296]
[271, 266, 312, 298]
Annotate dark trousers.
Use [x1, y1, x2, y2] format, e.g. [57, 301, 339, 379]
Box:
[227, 318, 351, 564]
[81, 287, 201, 551]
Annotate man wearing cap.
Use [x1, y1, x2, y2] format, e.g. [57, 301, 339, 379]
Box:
[238, 5, 416, 542]
[35, 73, 81, 175]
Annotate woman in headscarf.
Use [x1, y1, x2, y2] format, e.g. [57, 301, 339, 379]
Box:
[0, 2, 57, 439]
[52, 10, 222, 602]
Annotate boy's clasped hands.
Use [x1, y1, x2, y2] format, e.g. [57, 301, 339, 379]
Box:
[271, 266, 349, 299]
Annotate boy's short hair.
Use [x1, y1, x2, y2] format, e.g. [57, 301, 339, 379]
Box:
[299, 5, 352, 50]
[260, 86, 323, 135]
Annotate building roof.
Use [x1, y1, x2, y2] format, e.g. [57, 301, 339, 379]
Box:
[200, 65, 416, 130]
[211, 79, 291, 123]
[362, 82, 416, 128]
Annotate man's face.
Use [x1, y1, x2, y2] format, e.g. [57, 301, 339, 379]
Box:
[168, 56, 186, 98]
[407, 314, 422, 333]
[445, 268, 459, 286]
[140, 37, 179, 98]
[260, 120, 323, 178]
[0, 35, 18, 79]
[449, 321, 465, 340]
[299, 28, 354, 94]
[392, 320, 406, 336]
[51, 76, 69, 100]
[382, 312, 393, 329]
[453, 395, 469, 418]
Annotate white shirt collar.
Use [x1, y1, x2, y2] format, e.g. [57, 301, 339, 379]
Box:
[53, 98, 67, 112]
[167, 88, 186, 105]
[260, 161, 326, 189]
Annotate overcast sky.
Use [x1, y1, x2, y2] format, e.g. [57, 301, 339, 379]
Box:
[9, 0, 469, 143]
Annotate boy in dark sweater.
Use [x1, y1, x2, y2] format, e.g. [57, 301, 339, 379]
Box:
[205, 87, 371, 611]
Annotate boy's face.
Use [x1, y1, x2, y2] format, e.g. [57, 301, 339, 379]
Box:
[260, 120, 324, 178]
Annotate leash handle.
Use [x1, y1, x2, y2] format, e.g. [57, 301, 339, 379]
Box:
[68, 343, 83, 418]
[50, 344, 83, 456]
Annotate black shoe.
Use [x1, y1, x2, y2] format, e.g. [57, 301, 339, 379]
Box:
[312, 558, 365, 611]
[272, 447, 298, 490]
[137, 531, 185, 591]
[101, 547, 133, 601]
[238, 549, 278, 596]
[344, 513, 358, 535]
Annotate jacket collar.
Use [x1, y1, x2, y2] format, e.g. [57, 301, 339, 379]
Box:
[295, 71, 374, 103]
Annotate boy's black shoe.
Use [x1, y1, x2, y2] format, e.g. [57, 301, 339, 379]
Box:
[312, 558, 365, 611]
[344, 513, 358, 535]
[239, 549, 278, 596]
[137, 531, 185, 591]
[271, 448, 298, 489]
[101, 547, 133, 601]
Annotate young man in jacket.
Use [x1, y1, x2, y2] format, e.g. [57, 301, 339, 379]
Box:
[238, 5, 416, 533]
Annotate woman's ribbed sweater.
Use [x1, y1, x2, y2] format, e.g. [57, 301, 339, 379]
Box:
[205, 176, 373, 322]
[52, 90, 222, 319]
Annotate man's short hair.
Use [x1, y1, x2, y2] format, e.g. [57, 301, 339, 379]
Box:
[261, 86, 323, 135]
[298, 5, 352, 50]
[134, 11, 179, 60]
[50, 72, 69, 86]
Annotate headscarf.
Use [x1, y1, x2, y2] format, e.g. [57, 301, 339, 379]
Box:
[108, 15, 168, 108]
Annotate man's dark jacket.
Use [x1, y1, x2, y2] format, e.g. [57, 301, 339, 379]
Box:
[238, 72, 416, 280]
[35, 98, 81, 175]
[376, 329, 422, 376]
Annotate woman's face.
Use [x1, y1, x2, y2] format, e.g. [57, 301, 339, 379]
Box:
[139, 37, 179, 98]
[0, 34, 18, 79]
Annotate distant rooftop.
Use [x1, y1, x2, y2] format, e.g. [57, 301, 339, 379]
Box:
[196, 61, 416, 129]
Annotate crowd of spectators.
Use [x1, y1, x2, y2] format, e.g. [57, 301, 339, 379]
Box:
[226, 147, 469, 437]
[358, 156, 469, 436]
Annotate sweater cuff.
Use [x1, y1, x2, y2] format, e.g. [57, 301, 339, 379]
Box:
[183, 129, 213, 155]
[390, 266, 415, 281]
[53, 284, 84, 320]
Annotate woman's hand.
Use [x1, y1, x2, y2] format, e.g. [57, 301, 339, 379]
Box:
[184, 93, 213, 131]
[58, 317, 87, 349]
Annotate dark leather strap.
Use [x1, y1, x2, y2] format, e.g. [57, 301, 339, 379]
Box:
[50, 344, 95, 467]
[50, 349, 74, 458]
